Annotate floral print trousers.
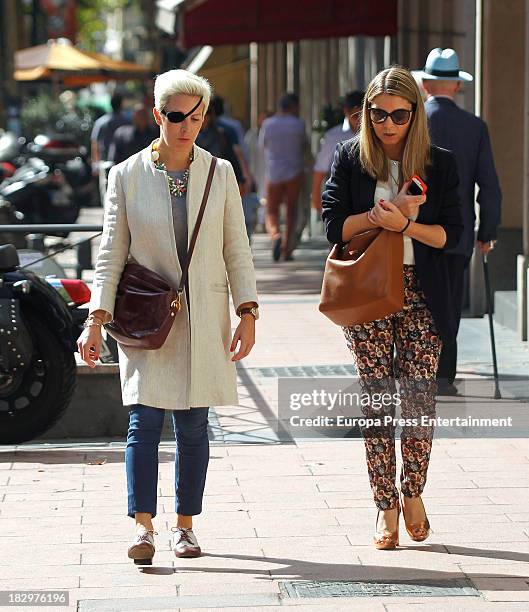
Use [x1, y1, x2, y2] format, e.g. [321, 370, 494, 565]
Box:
[343, 265, 442, 510]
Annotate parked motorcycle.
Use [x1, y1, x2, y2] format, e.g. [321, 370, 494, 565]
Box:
[0, 130, 23, 168]
[0, 157, 78, 237]
[27, 134, 94, 209]
[0, 133, 95, 238]
[0, 132, 24, 184]
[0, 243, 116, 444]
[0, 198, 26, 249]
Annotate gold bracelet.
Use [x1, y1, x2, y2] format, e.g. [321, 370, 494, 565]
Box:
[87, 314, 104, 323]
[83, 320, 103, 329]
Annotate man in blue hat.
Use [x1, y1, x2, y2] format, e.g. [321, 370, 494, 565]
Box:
[414, 48, 502, 395]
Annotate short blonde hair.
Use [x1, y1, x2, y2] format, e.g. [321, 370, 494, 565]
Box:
[357, 66, 430, 182]
[154, 69, 212, 114]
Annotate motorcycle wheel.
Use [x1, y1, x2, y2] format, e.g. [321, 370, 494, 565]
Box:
[0, 312, 76, 444]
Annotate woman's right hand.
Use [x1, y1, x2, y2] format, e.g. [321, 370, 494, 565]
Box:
[368, 200, 407, 232]
[77, 326, 103, 368]
[393, 181, 426, 218]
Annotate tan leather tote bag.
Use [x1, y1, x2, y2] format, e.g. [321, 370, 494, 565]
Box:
[319, 228, 404, 326]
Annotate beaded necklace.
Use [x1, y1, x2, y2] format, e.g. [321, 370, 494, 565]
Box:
[151, 140, 193, 197]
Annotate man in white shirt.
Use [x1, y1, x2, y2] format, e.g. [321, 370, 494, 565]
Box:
[311, 91, 364, 212]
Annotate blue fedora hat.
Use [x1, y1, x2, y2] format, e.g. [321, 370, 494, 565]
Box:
[413, 48, 473, 82]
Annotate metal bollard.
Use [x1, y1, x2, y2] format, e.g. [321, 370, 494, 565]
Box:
[76, 238, 92, 279]
[26, 233, 45, 251]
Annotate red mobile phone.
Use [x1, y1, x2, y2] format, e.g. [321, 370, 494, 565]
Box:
[407, 175, 427, 196]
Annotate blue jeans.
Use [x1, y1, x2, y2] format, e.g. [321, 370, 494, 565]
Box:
[125, 404, 210, 519]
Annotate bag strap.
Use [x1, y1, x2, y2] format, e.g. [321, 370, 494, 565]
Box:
[178, 156, 217, 292]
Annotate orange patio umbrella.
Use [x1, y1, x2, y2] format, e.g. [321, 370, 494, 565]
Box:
[14, 38, 152, 86]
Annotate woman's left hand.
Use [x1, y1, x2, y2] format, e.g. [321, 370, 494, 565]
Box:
[368, 200, 408, 232]
[230, 315, 256, 361]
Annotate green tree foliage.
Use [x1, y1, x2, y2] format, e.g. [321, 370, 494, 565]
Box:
[77, 0, 134, 50]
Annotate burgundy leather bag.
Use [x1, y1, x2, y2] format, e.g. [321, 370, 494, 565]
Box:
[105, 157, 217, 349]
[319, 227, 404, 326]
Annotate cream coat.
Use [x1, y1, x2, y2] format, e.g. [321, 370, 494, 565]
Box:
[88, 144, 258, 410]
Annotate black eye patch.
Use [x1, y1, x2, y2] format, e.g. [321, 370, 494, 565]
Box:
[161, 97, 203, 123]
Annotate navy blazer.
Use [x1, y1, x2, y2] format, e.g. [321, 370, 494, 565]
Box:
[321, 141, 464, 344]
[426, 97, 501, 257]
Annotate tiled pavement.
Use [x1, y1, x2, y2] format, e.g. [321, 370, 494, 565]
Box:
[1, 439, 529, 611]
[1, 217, 529, 610]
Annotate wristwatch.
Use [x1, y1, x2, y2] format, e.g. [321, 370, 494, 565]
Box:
[237, 306, 259, 320]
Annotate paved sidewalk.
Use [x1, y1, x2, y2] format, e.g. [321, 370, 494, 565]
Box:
[1, 226, 529, 610]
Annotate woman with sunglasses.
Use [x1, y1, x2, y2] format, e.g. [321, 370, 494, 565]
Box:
[77, 69, 258, 564]
[322, 66, 463, 549]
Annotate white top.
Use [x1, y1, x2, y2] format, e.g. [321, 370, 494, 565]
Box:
[373, 159, 416, 265]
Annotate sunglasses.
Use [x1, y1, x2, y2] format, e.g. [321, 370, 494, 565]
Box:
[369, 106, 414, 125]
[160, 97, 203, 123]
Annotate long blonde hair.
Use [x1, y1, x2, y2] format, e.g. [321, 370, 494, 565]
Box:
[356, 66, 430, 182]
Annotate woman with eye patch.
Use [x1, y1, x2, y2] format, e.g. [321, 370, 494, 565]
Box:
[77, 69, 258, 564]
[322, 66, 463, 550]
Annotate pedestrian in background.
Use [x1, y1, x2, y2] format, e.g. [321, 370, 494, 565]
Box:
[245, 110, 273, 203]
[211, 95, 253, 194]
[196, 106, 245, 189]
[90, 92, 130, 171]
[108, 103, 158, 165]
[91, 92, 130, 204]
[78, 69, 258, 564]
[414, 48, 502, 395]
[322, 66, 463, 550]
[311, 90, 364, 213]
[260, 92, 307, 261]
